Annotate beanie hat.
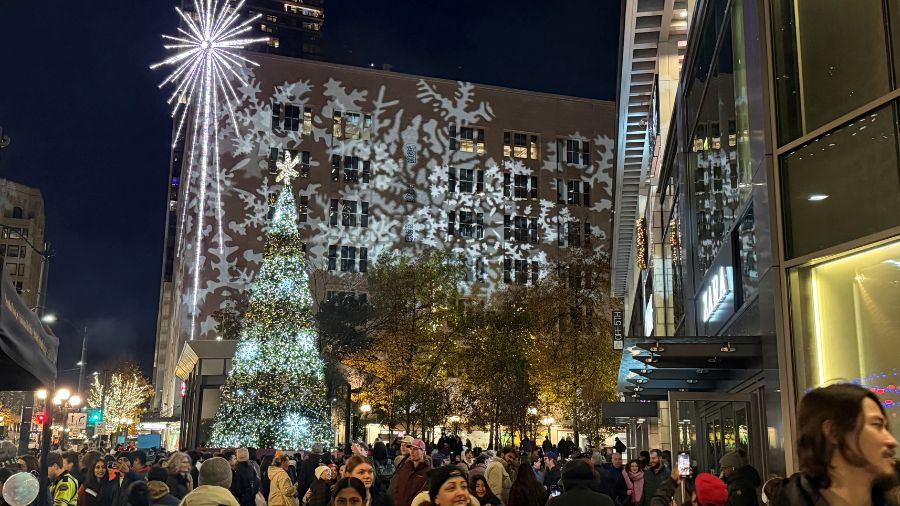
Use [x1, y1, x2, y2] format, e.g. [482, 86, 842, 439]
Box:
[236, 448, 250, 462]
[199, 457, 233, 488]
[718, 450, 746, 469]
[694, 473, 728, 506]
[314, 465, 330, 480]
[428, 465, 467, 501]
[147, 466, 169, 483]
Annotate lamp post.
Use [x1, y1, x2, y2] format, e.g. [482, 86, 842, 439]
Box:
[41, 314, 89, 395]
[542, 417, 554, 445]
[52, 388, 81, 450]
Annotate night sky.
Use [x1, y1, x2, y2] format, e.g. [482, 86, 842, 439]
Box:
[0, 0, 620, 383]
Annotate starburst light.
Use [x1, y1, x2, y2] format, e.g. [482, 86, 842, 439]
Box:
[150, 0, 267, 340]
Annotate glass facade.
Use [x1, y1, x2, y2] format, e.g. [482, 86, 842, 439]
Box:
[788, 240, 900, 442]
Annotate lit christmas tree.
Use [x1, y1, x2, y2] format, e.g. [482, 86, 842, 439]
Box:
[209, 152, 333, 448]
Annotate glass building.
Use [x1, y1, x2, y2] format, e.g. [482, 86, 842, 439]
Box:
[614, 0, 900, 477]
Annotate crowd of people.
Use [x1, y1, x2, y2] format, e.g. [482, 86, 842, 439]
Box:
[1, 383, 897, 506]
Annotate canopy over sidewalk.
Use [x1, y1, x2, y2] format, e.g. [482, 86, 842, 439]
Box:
[0, 264, 58, 389]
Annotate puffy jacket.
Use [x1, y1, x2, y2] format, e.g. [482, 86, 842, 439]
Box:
[267, 466, 297, 506]
[639, 465, 669, 506]
[180, 485, 240, 506]
[484, 457, 512, 504]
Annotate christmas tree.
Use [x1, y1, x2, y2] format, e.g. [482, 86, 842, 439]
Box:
[209, 152, 333, 449]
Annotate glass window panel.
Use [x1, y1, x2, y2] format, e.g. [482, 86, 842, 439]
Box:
[736, 206, 758, 303]
[771, 0, 891, 145]
[781, 102, 900, 258]
[788, 240, 900, 444]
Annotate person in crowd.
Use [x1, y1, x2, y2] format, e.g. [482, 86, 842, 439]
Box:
[62, 452, 82, 487]
[508, 461, 547, 506]
[648, 468, 728, 506]
[638, 452, 650, 470]
[718, 449, 760, 506]
[259, 455, 274, 500]
[390, 439, 430, 506]
[548, 459, 613, 506]
[622, 460, 644, 506]
[180, 457, 239, 506]
[18, 454, 40, 476]
[127, 482, 152, 506]
[230, 448, 260, 506]
[768, 383, 898, 505]
[393, 437, 414, 469]
[299, 444, 331, 498]
[343, 455, 393, 506]
[614, 438, 627, 455]
[267, 455, 298, 506]
[80, 452, 103, 486]
[543, 452, 561, 489]
[78, 454, 109, 506]
[130, 452, 150, 479]
[371, 442, 396, 492]
[287, 457, 299, 484]
[531, 457, 545, 485]
[459, 450, 473, 471]
[640, 450, 669, 506]
[105, 452, 141, 506]
[333, 478, 367, 506]
[186, 451, 202, 486]
[146, 468, 179, 506]
[163, 452, 193, 500]
[467, 455, 487, 481]
[416, 465, 470, 506]
[601, 452, 629, 504]
[542, 437, 553, 454]
[47, 452, 78, 506]
[0, 468, 13, 506]
[485, 447, 514, 504]
[469, 475, 500, 506]
[302, 465, 332, 506]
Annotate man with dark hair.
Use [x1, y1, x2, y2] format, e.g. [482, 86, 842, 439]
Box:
[543, 452, 561, 488]
[48, 452, 78, 506]
[485, 446, 515, 504]
[770, 383, 898, 505]
[640, 450, 669, 506]
[298, 443, 330, 498]
[131, 450, 150, 477]
[548, 459, 614, 506]
[104, 452, 141, 506]
[230, 448, 260, 506]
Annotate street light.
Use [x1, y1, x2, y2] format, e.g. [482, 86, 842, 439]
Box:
[542, 416, 554, 442]
[36, 389, 48, 400]
[360, 404, 372, 414]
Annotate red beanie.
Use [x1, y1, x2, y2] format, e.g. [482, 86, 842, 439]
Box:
[694, 473, 728, 506]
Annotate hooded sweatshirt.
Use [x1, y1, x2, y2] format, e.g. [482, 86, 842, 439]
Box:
[180, 485, 240, 506]
[148, 481, 180, 506]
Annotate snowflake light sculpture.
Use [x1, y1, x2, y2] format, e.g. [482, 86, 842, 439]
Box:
[150, 0, 267, 340]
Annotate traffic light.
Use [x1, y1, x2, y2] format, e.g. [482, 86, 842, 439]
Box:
[87, 408, 103, 425]
[33, 412, 48, 425]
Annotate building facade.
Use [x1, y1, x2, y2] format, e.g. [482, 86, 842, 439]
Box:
[152, 56, 616, 421]
[614, 0, 900, 479]
[0, 179, 48, 312]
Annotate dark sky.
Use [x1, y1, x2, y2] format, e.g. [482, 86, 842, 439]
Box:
[0, 0, 620, 382]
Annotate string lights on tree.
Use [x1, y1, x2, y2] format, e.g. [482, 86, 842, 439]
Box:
[87, 367, 154, 435]
[150, 0, 267, 340]
[209, 168, 333, 449]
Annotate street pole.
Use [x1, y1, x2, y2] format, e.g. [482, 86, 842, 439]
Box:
[76, 327, 87, 396]
[38, 398, 53, 506]
[17, 393, 34, 455]
[344, 383, 352, 455]
[99, 370, 108, 447]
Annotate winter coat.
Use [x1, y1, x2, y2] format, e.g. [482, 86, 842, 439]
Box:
[100, 470, 140, 506]
[369, 488, 395, 506]
[725, 464, 761, 506]
[484, 457, 512, 504]
[298, 453, 330, 498]
[390, 459, 430, 506]
[147, 481, 180, 506]
[647, 477, 680, 506]
[639, 465, 669, 506]
[548, 485, 615, 506]
[165, 471, 193, 500]
[77, 479, 109, 506]
[267, 466, 297, 506]
[622, 470, 644, 505]
[543, 466, 561, 489]
[599, 464, 628, 503]
[230, 462, 261, 506]
[768, 473, 900, 506]
[180, 485, 240, 506]
[304, 478, 331, 506]
[542, 439, 553, 452]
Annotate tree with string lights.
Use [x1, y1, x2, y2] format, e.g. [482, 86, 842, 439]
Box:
[87, 364, 154, 435]
[209, 152, 333, 449]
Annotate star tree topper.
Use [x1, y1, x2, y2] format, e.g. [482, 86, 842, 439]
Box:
[275, 150, 301, 186]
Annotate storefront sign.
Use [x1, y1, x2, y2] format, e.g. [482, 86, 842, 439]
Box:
[612, 310, 624, 350]
[700, 266, 732, 322]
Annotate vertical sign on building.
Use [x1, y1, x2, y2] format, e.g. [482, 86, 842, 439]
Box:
[612, 310, 624, 350]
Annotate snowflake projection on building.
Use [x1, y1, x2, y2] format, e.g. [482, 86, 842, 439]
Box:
[151, 0, 267, 340]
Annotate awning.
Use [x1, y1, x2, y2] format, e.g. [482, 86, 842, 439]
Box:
[617, 337, 762, 400]
[0, 264, 58, 389]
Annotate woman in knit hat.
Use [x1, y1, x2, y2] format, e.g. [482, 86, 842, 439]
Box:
[303, 465, 332, 506]
[414, 465, 473, 506]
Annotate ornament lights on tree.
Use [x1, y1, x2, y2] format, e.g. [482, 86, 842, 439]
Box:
[209, 163, 333, 449]
[87, 369, 154, 435]
[151, 0, 267, 340]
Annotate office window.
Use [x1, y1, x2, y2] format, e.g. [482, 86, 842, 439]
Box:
[331, 155, 340, 181]
[514, 175, 528, 199]
[583, 182, 591, 206]
[503, 173, 511, 197]
[363, 114, 373, 141]
[568, 221, 582, 247]
[504, 131, 539, 159]
[299, 195, 308, 223]
[333, 111, 343, 138]
[0, 245, 5, 256]
[345, 112, 361, 140]
[298, 151, 310, 178]
[359, 247, 368, 273]
[303, 107, 312, 135]
[448, 167, 457, 193]
[333, 111, 371, 140]
[361, 202, 369, 228]
[284, 105, 301, 131]
[342, 156, 359, 182]
[556, 179, 565, 204]
[450, 125, 485, 154]
[362, 160, 371, 184]
[476, 213, 484, 239]
[514, 216, 528, 243]
[530, 135, 539, 160]
[14, 281, 22, 293]
[272, 103, 282, 130]
[8, 245, 19, 257]
[514, 259, 529, 285]
[476, 169, 484, 193]
[6, 263, 17, 277]
[340, 246, 357, 272]
[448, 211, 456, 236]
[17, 264, 24, 276]
[567, 180, 581, 205]
[503, 258, 512, 283]
[460, 211, 475, 238]
[341, 200, 357, 227]
[504, 215, 511, 241]
[584, 222, 592, 245]
[476, 257, 486, 282]
[530, 217, 538, 244]
[531, 261, 539, 285]
[563, 139, 591, 165]
[329, 199, 338, 226]
[328, 245, 337, 271]
[459, 169, 474, 193]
